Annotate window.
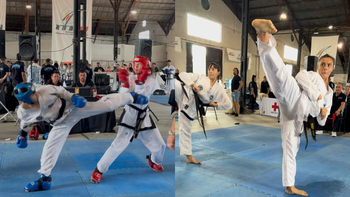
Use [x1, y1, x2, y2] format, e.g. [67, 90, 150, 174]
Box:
[284, 45, 298, 61]
[187, 13, 221, 42]
[192, 45, 207, 74]
[139, 30, 150, 39]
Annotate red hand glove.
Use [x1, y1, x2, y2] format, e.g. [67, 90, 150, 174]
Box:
[118, 69, 130, 88]
[135, 67, 151, 85]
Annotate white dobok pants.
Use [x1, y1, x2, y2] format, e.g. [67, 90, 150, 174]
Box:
[38, 93, 133, 176]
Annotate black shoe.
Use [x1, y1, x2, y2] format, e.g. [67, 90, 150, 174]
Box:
[230, 112, 236, 115]
[235, 114, 239, 117]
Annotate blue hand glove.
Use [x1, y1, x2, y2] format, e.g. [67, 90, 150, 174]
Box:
[16, 135, 28, 148]
[72, 95, 87, 108]
[165, 68, 169, 74]
[130, 92, 148, 105]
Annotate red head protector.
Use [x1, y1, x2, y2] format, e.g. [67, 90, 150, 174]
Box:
[133, 55, 150, 73]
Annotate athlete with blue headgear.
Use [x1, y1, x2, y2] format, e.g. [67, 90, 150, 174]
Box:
[13, 82, 149, 192]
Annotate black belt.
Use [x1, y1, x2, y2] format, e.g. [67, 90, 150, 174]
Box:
[128, 104, 148, 142]
[193, 90, 207, 139]
[303, 116, 317, 149]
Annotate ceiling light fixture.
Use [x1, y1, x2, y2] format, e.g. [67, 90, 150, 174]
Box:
[26, 5, 31, 9]
[280, 13, 287, 19]
[328, 25, 333, 29]
[131, 10, 137, 14]
[142, 20, 146, 27]
[338, 43, 343, 48]
[314, 32, 319, 34]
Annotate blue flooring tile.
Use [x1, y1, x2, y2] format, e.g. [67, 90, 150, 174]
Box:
[176, 124, 350, 197]
[0, 138, 174, 196]
[150, 95, 170, 106]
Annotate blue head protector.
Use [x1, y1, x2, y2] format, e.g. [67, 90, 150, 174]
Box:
[14, 83, 36, 104]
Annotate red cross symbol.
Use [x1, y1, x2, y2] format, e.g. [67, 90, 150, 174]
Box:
[272, 102, 279, 111]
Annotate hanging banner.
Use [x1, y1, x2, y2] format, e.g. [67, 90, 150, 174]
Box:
[227, 48, 252, 69]
[0, 0, 6, 30]
[52, 0, 92, 62]
[311, 35, 338, 67]
[227, 48, 241, 62]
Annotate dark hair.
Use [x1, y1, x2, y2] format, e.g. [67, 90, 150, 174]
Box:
[16, 53, 21, 60]
[0, 57, 5, 62]
[319, 54, 335, 65]
[252, 75, 256, 81]
[51, 70, 60, 76]
[33, 59, 39, 63]
[79, 69, 86, 74]
[208, 62, 221, 82]
[45, 58, 51, 63]
[167, 60, 171, 62]
[152, 62, 156, 65]
[234, 67, 239, 75]
[64, 63, 68, 66]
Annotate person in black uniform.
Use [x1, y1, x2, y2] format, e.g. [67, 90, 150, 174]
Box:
[47, 70, 63, 86]
[329, 83, 346, 137]
[249, 75, 258, 112]
[41, 58, 58, 84]
[86, 63, 93, 83]
[94, 62, 105, 73]
[260, 76, 270, 94]
[72, 69, 95, 87]
[9, 53, 26, 88]
[0, 57, 9, 84]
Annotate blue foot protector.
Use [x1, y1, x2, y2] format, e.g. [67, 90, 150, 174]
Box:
[25, 174, 51, 192]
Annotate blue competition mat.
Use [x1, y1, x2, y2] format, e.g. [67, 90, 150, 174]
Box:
[175, 124, 350, 197]
[0, 138, 174, 197]
[150, 95, 170, 106]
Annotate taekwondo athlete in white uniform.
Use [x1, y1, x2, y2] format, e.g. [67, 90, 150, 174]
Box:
[252, 19, 334, 196]
[14, 83, 149, 192]
[162, 60, 175, 94]
[175, 62, 232, 164]
[91, 55, 166, 184]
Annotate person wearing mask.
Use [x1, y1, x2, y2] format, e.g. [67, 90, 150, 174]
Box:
[0, 57, 9, 84]
[72, 69, 95, 87]
[249, 75, 258, 112]
[9, 53, 26, 88]
[41, 58, 58, 84]
[47, 71, 63, 86]
[27, 59, 41, 83]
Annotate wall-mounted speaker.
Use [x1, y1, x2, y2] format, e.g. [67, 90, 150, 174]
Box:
[304, 56, 318, 72]
[18, 35, 36, 61]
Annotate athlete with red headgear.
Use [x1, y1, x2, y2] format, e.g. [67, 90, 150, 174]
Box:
[91, 56, 166, 183]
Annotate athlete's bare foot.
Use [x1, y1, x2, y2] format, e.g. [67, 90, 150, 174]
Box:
[251, 19, 278, 34]
[186, 155, 201, 164]
[285, 186, 308, 196]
